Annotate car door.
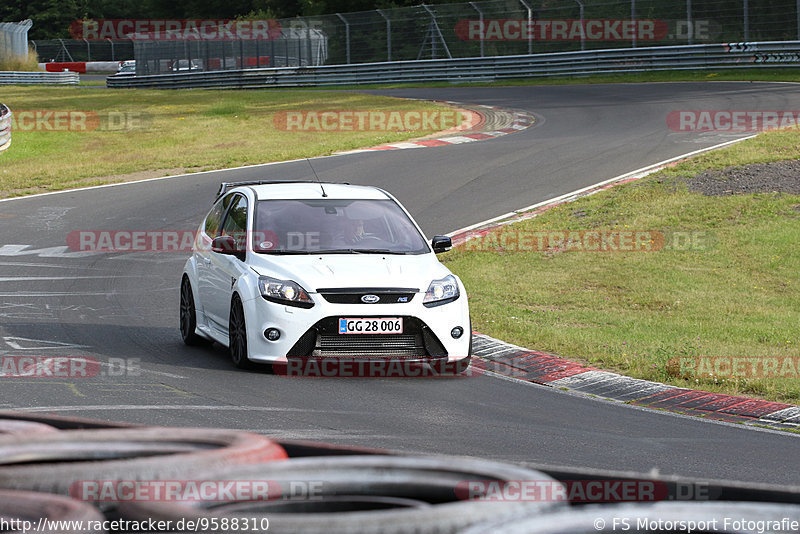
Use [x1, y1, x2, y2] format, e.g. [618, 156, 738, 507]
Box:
[196, 194, 232, 328]
[205, 193, 249, 332]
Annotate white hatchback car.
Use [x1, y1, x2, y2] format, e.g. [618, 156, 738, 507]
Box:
[180, 180, 472, 372]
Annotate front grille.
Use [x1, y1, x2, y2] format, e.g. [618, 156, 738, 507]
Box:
[286, 316, 446, 359]
[317, 287, 418, 305]
[315, 334, 423, 358]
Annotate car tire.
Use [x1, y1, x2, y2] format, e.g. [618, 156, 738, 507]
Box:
[229, 294, 252, 369]
[0, 419, 59, 436]
[180, 276, 207, 346]
[117, 455, 566, 534]
[0, 427, 287, 501]
[0, 490, 106, 533]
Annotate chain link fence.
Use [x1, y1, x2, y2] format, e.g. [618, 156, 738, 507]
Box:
[28, 0, 800, 69]
[311, 0, 800, 63]
[134, 27, 327, 74]
[30, 39, 134, 62]
[0, 20, 33, 61]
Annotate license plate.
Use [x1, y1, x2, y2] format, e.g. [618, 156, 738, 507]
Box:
[338, 318, 403, 334]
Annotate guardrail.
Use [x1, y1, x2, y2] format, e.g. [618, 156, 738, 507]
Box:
[0, 104, 11, 153]
[0, 71, 80, 85]
[107, 41, 800, 89]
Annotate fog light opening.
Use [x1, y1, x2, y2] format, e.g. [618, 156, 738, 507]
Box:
[264, 328, 281, 341]
[451, 327, 464, 339]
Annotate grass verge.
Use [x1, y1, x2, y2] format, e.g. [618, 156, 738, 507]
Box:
[0, 86, 456, 198]
[442, 128, 800, 403]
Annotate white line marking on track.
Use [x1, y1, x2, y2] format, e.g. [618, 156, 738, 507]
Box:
[0, 276, 135, 282]
[3, 336, 89, 350]
[0, 245, 100, 258]
[15, 404, 361, 414]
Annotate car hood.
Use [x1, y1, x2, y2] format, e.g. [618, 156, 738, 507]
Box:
[248, 253, 452, 293]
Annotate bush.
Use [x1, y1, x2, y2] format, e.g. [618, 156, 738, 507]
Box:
[0, 46, 42, 71]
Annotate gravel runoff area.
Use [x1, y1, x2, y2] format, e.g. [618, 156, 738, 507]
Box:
[687, 159, 800, 196]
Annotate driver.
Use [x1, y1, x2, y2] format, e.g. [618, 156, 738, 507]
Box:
[345, 219, 366, 244]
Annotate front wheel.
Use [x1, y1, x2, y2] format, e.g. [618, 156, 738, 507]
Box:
[229, 295, 252, 369]
[180, 277, 206, 346]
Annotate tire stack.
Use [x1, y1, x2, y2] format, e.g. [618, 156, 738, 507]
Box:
[5, 414, 799, 533]
[457, 501, 800, 533]
[0, 414, 565, 533]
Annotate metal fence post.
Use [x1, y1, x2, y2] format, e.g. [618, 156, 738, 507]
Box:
[631, 0, 636, 47]
[469, 2, 484, 57]
[519, 0, 533, 54]
[421, 4, 452, 59]
[575, 0, 585, 51]
[85, 38, 90, 61]
[300, 18, 312, 66]
[377, 10, 391, 62]
[335, 13, 350, 64]
[744, 0, 749, 41]
[686, 0, 693, 44]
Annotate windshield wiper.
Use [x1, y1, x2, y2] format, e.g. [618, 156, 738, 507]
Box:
[257, 248, 412, 255]
[351, 249, 409, 255]
[307, 249, 410, 255]
[256, 250, 316, 255]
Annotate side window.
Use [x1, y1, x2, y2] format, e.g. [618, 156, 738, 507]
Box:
[221, 194, 249, 250]
[204, 194, 233, 238]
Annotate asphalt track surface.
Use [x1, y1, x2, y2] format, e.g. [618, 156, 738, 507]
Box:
[2, 83, 799, 485]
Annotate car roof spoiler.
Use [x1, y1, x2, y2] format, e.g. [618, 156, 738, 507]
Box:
[215, 180, 351, 202]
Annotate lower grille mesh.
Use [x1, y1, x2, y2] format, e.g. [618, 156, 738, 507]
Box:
[287, 317, 448, 359]
[313, 334, 424, 358]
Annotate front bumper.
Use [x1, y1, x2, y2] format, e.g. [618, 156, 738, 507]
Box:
[241, 289, 471, 364]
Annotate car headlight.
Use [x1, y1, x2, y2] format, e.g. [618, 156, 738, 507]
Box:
[258, 276, 314, 308]
[423, 275, 460, 307]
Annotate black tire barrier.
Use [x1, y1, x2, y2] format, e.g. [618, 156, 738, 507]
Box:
[0, 489, 107, 534]
[457, 501, 800, 533]
[0, 410, 137, 430]
[0, 419, 59, 435]
[117, 455, 567, 533]
[0, 427, 288, 499]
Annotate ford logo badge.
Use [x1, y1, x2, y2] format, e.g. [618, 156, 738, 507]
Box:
[361, 294, 380, 304]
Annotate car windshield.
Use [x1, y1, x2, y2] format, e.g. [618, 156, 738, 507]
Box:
[253, 198, 429, 254]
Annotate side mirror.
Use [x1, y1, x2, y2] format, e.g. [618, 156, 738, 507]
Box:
[431, 235, 452, 254]
[211, 235, 243, 258]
